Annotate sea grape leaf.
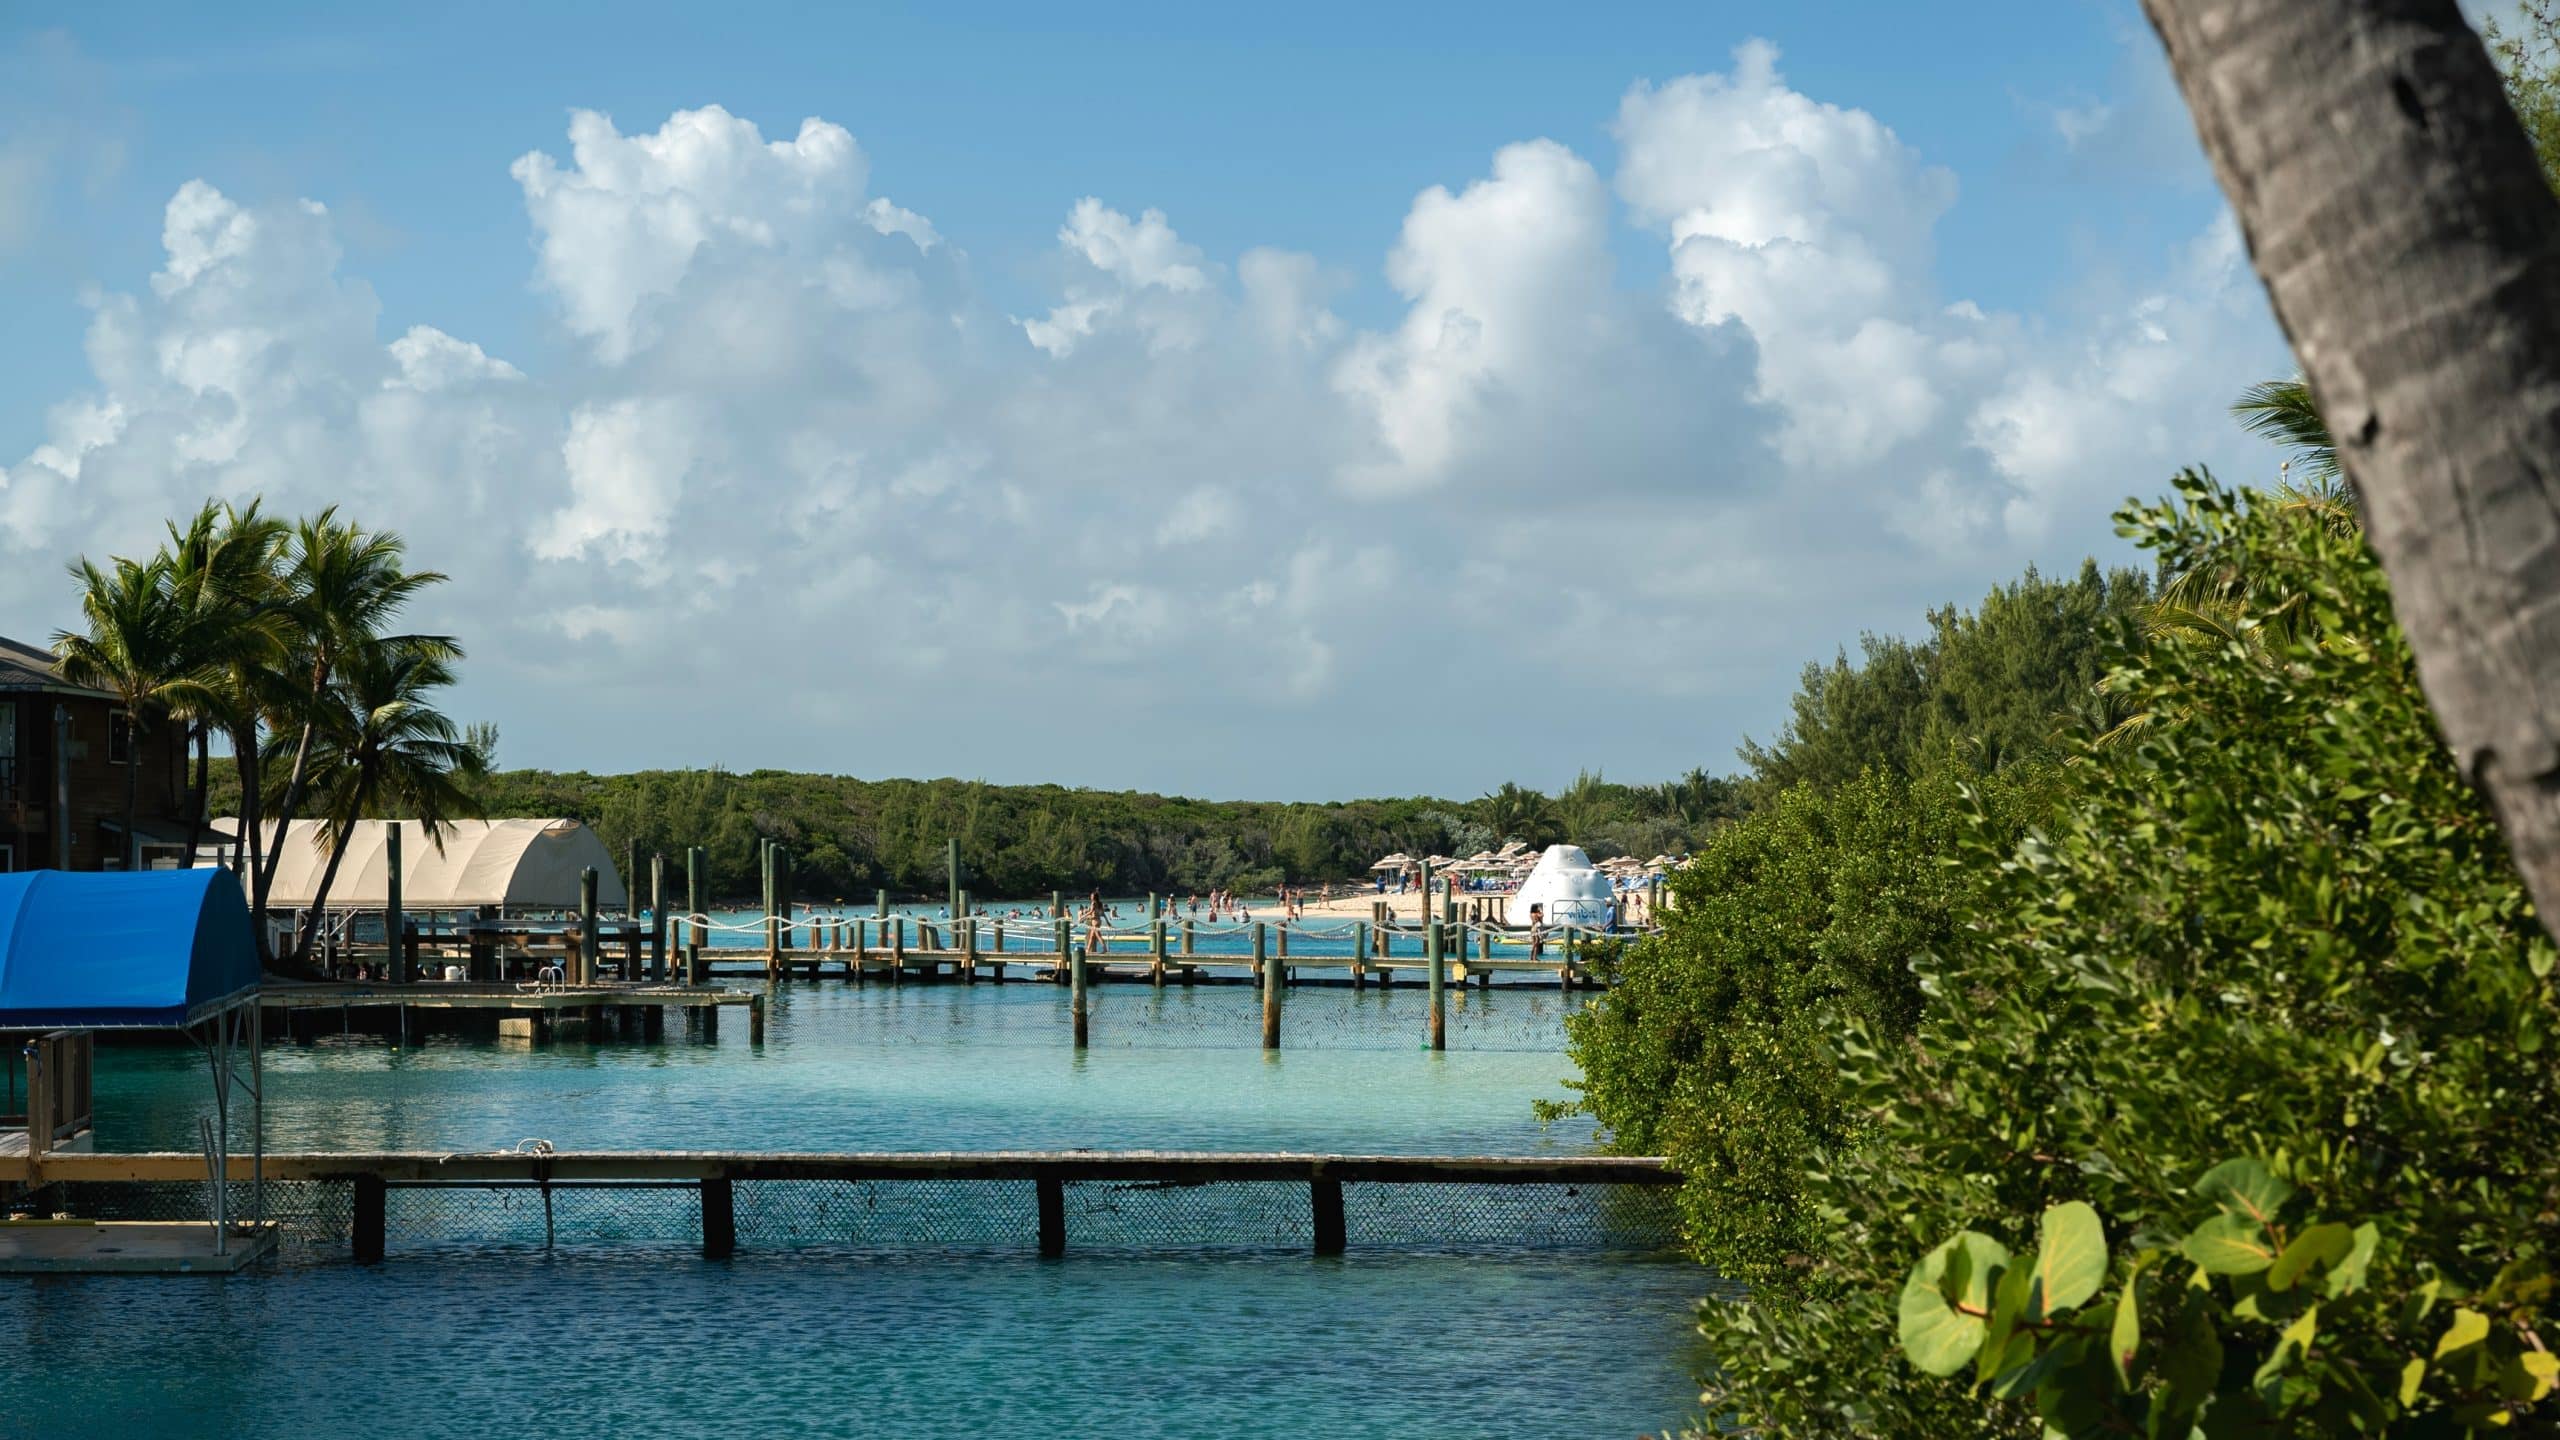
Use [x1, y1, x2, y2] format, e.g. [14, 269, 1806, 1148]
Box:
[2033, 1201, 2108, 1317]
[2195, 1158, 2292, 1226]
[2267, 1221, 2351, 1292]
[2322, 1222, 2379, 1300]
[2110, 1274, 2141, 1389]
[1978, 1254, 2036, 1389]
[1900, 1232, 2011, 1376]
[2184, 1212, 2277, 1274]
[2435, 1307, 2490, 1360]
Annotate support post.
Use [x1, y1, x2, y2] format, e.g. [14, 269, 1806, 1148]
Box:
[1037, 1176, 1065, 1258]
[1353, 920, 1369, 988]
[1312, 1177, 1345, 1256]
[701, 1176, 736, 1259]
[649, 852, 668, 981]
[762, 842, 779, 975]
[748, 992, 766, 1044]
[685, 846, 706, 985]
[578, 867, 599, 986]
[1149, 894, 1166, 987]
[947, 837, 961, 923]
[384, 822, 405, 984]
[962, 890, 978, 980]
[1258, 922, 1280, 1050]
[1427, 918, 1447, 1052]
[353, 1173, 386, 1263]
[1071, 943, 1089, 1048]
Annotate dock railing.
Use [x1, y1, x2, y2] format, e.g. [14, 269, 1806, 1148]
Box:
[11, 1151, 1683, 1265]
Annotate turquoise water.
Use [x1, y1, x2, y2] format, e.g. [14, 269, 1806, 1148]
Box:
[6, 982, 1714, 1438]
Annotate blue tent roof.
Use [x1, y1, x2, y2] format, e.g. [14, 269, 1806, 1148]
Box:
[0, 869, 260, 1029]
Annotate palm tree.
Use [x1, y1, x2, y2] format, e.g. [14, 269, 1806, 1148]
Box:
[281, 637, 486, 968]
[2229, 378, 2339, 489]
[160, 500, 290, 871]
[52, 555, 214, 870]
[252, 510, 455, 941]
[1478, 782, 1560, 847]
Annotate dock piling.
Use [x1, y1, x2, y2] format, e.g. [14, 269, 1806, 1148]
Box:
[1427, 919, 1447, 1052]
[1070, 944, 1089, 1049]
[1312, 1177, 1345, 1256]
[701, 1177, 736, 1259]
[577, 868, 599, 986]
[386, 824, 406, 985]
[684, 846, 706, 986]
[1037, 1176, 1066, 1258]
[1258, 922, 1280, 1050]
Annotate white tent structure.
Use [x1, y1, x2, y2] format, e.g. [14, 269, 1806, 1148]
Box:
[1510, 844, 1616, 927]
[219, 818, 628, 911]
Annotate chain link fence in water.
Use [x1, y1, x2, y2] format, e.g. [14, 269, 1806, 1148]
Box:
[33, 1173, 1678, 1266]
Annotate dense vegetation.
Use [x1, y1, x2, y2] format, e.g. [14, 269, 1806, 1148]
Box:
[1569, 470, 2560, 1434]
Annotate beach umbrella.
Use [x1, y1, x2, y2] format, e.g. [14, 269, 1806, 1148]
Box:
[1370, 853, 1412, 870]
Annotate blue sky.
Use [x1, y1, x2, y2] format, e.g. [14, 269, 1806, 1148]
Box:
[0, 1, 2294, 798]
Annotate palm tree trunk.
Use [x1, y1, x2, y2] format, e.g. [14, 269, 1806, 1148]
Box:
[181, 722, 208, 864]
[234, 721, 276, 967]
[2143, 0, 2560, 945]
[121, 709, 139, 872]
[291, 822, 359, 972]
[256, 716, 319, 899]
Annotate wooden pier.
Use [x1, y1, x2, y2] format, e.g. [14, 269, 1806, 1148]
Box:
[259, 981, 762, 1043]
[1, 1149, 1679, 1261]
[695, 943, 1599, 990]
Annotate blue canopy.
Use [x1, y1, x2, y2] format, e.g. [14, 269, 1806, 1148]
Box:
[0, 869, 260, 1029]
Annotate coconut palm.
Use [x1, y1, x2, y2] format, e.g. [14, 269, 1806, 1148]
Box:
[1478, 781, 1560, 848]
[280, 636, 486, 967]
[52, 555, 216, 870]
[2229, 377, 2340, 489]
[160, 500, 291, 870]
[252, 510, 456, 939]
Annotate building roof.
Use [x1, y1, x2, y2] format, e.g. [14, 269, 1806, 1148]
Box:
[0, 634, 111, 699]
[223, 818, 630, 911]
[0, 869, 260, 1029]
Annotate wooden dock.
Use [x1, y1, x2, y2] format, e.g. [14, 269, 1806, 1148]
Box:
[697, 946, 1597, 989]
[2, 1149, 1679, 1262]
[258, 981, 763, 1042]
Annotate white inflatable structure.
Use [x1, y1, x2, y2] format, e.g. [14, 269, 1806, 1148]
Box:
[1510, 844, 1616, 927]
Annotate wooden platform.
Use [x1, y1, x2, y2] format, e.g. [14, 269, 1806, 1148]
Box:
[260, 981, 754, 1011]
[700, 948, 1595, 986]
[0, 1220, 278, 1274]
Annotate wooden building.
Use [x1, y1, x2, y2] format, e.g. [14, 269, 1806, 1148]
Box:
[0, 633, 197, 872]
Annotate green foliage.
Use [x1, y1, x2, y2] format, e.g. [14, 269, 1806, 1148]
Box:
[1737, 559, 2151, 795]
[2230, 376, 2339, 487]
[1898, 1179, 2556, 1433]
[1649, 473, 2560, 1436]
[1563, 761, 2052, 1290]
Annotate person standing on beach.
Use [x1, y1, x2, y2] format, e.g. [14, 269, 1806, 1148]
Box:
[1084, 890, 1108, 954]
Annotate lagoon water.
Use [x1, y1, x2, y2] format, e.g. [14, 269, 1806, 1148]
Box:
[3, 977, 1712, 1438]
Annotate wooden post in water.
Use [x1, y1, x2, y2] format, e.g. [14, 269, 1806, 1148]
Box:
[1427, 918, 1447, 1052]
[625, 838, 640, 921]
[1070, 943, 1089, 1049]
[649, 853, 668, 981]
[1054, 917, 1070, 982]
[947, 838, 961, 923]
[777, 847, 795, 960]
[685, 847, 706, 984]
[761, 842, 779, 976]
[1037, 1176, 1066, 1258]
[1149, 895, 1166, 987]
[1312, 1177, 1345, 1256]
[353, 1174, 387, 1263]
[962, 890, 978, 981]
[701, 1177, 736, 1259]
[748, 991, 766, 1043]
[385, 823, 405, 985]
[1352, 920, 1369, 988]
[577, 867, 599, 986]
[1258, 922, 1281, 1049]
